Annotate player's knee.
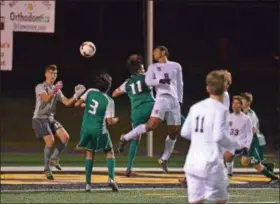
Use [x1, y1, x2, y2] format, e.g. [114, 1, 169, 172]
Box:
[44, 135, 54, 147]
[105, 150, 115, 159]
[224, 151, 233, 162]
[86, 151, 93, 160]
[167, 125, 180, 138]
[146, 118, 161, 131]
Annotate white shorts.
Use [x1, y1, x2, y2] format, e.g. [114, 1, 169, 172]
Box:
[150, 94, 181, 126]
[186, 172, 229, 203]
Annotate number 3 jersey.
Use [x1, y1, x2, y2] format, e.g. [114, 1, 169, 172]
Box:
[80, 88, 115, 134]
[228, 112, 253, 149]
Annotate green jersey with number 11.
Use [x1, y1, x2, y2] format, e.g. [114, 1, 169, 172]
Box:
[80, 88, 115, 133]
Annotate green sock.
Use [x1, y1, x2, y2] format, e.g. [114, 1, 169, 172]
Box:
[261, 167, 278, 180]
[127, 140, 139, 170]
[106, 158, 115, 180]
[85, 159, 93, 184]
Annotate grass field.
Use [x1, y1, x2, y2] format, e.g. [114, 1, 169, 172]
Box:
[1, 153, 279, 168]
[1, 188, 279, 203]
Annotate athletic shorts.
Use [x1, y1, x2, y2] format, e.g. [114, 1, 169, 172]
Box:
[150, 94, 181, 126]
[131, 102, 154, 128]
[32, 118, 63, 140]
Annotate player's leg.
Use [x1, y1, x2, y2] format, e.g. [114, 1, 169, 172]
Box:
[49, 120, 69, 170]
[223, 150, 235, 177]
[85, 150, 94, 192]
[125, 135, 140, 177]
[32, 118, 55, 180]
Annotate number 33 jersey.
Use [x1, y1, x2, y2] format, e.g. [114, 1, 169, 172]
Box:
[80, 88, 115, 133]
[228, 112, 253, 149]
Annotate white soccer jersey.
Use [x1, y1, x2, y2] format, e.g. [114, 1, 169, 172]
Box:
[145, 61, 183, 103]
[223, 91, 230, 110]
[228, 112, 253, 149]
[181, 98, 241, 178]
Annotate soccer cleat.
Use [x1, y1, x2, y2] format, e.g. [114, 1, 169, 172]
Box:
[124, 169, 132, 177]
[108, 179, 119, 192]
[178, 177, 187, 187]
[50, 159, 62, 171]
[44, 170, 54, 180]
[85, 184, 91, 192]
[118, 135, 128, 154]
[268, 178, 280, 184]
[158, 159, 168, 173]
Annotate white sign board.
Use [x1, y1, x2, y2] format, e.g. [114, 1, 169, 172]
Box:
[7, 1, 55, 33]
[1, 0, 13, 71]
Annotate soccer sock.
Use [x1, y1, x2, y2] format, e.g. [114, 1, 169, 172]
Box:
[107, 158, 116, 180]
[127, 139, 139, 170]
[261, 167, 278, 180]
[226, 161, 234, 175]
[123, 124, 146, 141]
[161, 136, 177, 161]
[44, 146, 53, 171]
[85, 159, 93, 184]
[50, 141, 68, 160]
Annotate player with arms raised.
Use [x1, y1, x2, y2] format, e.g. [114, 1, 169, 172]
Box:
[118, 46, 184, 172]
[181, 70, 245, 204]
[32, 64, 85, 180]
[224, 96, 253, 177]
[75, 73, 119, 191]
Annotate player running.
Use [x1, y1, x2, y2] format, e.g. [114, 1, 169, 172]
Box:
[118, 46, 184, 173]
[224, 96, 253, 177]
[75, 73, 119, 192]
[240, 92, 279, 183]
[181, 70, 246, 204]
[32, 64, 85, 180]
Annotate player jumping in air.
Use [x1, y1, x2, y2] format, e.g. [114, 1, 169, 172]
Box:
[75, 73, 119, 192]
[224, 96, 253, 177]
[240, 92, 279, 183]
[181, 70, 246, 204]
[32, 64, 86, 180]
[118, 46, 184, 173]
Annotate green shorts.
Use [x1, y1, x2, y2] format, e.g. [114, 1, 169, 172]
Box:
[76, 129, 113, 153]
[131, 102, 154, 128]
[246, 135, 264, 163]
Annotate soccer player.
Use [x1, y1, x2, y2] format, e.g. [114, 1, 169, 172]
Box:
[112, 54, 155, 176]
[75, 73, 119, 192]
[223, 70, 232, 110]
[181, 70, 245, 204]
[224, 96, 253, 177]
[118, 46, 184, 173]
[240, 92, 279, 183]
[32, 64, 85, 180]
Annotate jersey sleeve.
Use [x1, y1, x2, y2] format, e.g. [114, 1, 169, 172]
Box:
[245, 117, 253, 149]
[181, 107, 192, 140]
[105, 98, 115, 118]
[145, 64, 160, 86]
[251, 112, 259, 134]
[176, 64, 184, 103]
[213, 109, 241, 150]
[35, 84, 46, 95]
[80, 89, 92, 101]
[118, 81, 127, 93]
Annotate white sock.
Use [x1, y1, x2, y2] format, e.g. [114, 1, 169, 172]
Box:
[123, 124, 146, 141]
[161, 136, 177, 161]
[226, 161, 234, 175]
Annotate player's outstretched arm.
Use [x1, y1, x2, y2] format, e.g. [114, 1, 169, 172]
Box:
[181, 108, 192, 140]
[112, 81, 127, 98]
[61, 84, 86, 107]
[75, 98, 85, 108]
[37, 81, 63, 103]
[145, 65, 160, 86]
[105, 98, 119, 125]
[176, 63, 184, 104]
[245, 117, 254, 149]
[106, 117, 119, 126]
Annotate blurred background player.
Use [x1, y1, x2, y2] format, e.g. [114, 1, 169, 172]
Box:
[75, 73, 119, 192]
[118, 46, 184, 173]
[112, 54, 154, 176]
[180, 70, 245, 204]
[32, 64, 85, 180]
[240, 92, 279, 183]
[224, 96, 253, 177]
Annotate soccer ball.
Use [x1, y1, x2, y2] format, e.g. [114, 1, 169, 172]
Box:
[80, 41, 96, 58]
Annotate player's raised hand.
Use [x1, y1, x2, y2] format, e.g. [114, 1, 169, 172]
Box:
[74, 84, 86, 99]
[52, 81, 63, 95]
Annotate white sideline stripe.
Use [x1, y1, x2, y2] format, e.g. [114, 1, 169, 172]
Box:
[1, 166, 279, 173]
[1, 188, 278, 193]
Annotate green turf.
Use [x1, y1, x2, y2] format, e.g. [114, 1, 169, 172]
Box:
[1, 153, 279, 168]
[1, 189, 279, 203]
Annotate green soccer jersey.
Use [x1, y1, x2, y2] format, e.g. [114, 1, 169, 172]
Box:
[80, 88, 115, 134]
[119, 74, 154, 111]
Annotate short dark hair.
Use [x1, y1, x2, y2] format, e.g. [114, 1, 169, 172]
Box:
[155, 45, 169, 57]
[206, 70, 226, 96]
[241, 92, 253, 104]
[126, 54, 143, 75]
[45, 64, 57, 72]
[233, 95, 242, 105]
[95, 72, 112, 93]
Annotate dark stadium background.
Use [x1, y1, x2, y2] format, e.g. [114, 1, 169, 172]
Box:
[0, 0, 279, 155]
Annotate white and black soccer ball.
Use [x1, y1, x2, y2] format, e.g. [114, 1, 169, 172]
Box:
[80, 41, 96, 58]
